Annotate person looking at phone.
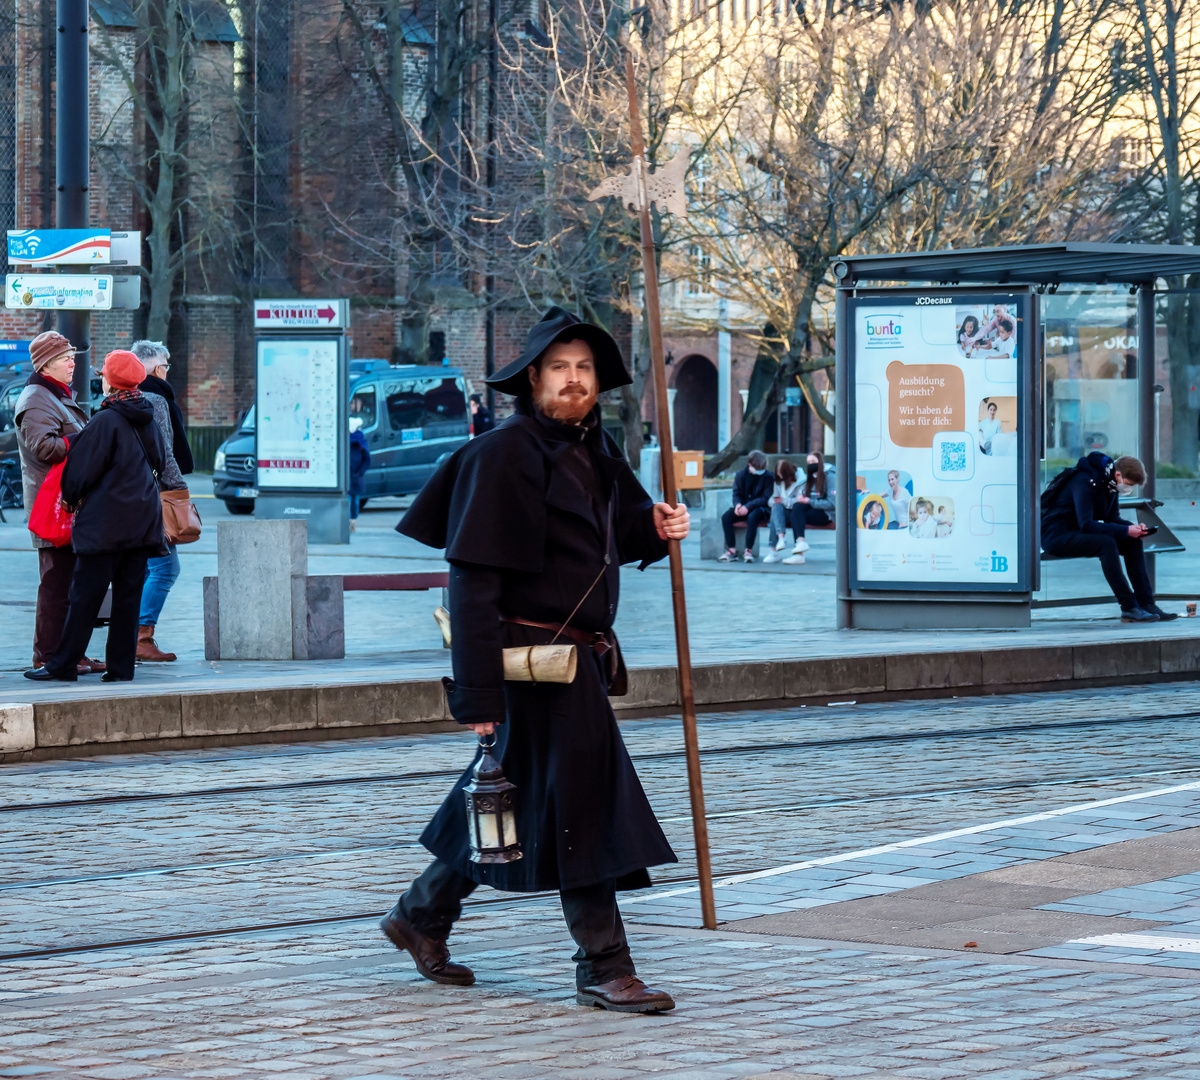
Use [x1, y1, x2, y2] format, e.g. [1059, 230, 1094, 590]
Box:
[1040, 453, 1176, 622]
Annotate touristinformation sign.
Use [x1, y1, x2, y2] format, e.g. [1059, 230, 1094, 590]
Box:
[5, 274, 113, 310]
[846, 289, 1034, 593]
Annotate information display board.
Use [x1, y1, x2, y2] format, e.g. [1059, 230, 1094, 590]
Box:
[6, 273, 113, 310]
[255, 336, 343, 491]
[847, 290, 1032, 592]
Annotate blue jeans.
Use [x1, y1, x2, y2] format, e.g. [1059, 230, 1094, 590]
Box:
[349, 494, 361, 519]
[139, 544, 180, 626]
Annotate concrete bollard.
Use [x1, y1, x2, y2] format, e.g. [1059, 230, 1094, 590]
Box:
[205, 520, 346, 660]
[0, 703, 35, 754]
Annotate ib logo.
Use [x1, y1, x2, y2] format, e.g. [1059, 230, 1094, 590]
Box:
[864, 314, 903, 349]
[990, 551, 1008, 572]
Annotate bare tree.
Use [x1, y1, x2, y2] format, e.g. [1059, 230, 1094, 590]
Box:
[680, 0, 1121, 473]
[1106, 0, 1200, 473]
[92, 1, 241, 342]
[495, 0, 745, 465]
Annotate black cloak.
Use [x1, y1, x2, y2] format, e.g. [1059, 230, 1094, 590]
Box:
[397, 407, 677, 892]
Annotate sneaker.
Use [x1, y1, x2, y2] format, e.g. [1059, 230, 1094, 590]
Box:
[774, 535, 789, 551]
[1146, 604, 1180, 622]
[717, 549, 735, 562]
[1120, 605, 1157, 623]
[782, 553, 806, 565]
[792, 538, 810, 555]
[743, 549, 755, 562]
[762, 549, 780, 563]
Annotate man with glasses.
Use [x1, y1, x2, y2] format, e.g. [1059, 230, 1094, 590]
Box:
[132, 340, 195, 661]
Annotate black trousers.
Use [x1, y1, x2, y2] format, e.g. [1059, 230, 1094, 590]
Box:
[788, 505, 832, 538]
[1044, 530, 1153, 610]
[46, 549, 151, 681]
[399, 859, 636, 989]
[34, 545, 76, 667]
[722, 506, 770, 551]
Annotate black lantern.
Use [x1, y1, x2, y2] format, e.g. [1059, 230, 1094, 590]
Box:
[464, 734, 522, 864]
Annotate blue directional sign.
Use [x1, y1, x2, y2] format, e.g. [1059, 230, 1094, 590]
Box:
[7, 229, 112, 264]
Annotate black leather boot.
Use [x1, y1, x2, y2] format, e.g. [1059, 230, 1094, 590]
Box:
[380, 905, 475, 986]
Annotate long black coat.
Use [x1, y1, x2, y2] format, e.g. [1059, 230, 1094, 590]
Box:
[62, 395, 167, 556]
[398, 406, 677, 892]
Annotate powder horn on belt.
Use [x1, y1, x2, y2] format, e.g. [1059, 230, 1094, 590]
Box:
[434, 607, 578, 684]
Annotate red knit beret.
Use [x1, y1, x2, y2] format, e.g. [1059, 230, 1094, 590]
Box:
[102, 349, 146, 391]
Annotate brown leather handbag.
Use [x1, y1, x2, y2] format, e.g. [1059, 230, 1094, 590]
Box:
[161, 487, 202, 544]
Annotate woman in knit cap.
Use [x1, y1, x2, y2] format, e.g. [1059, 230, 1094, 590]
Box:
[13, 330, 104, 674]
[25, 350, 166, 683]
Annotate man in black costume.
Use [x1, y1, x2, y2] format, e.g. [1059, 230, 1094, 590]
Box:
[382, 307, 690, 1013]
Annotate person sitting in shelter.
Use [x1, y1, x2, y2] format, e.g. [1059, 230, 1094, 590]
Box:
[719, 450, 773, 562]
[1041, 452, 1177, 623]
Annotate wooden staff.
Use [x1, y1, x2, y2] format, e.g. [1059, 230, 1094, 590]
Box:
[623, 50, 717, 931]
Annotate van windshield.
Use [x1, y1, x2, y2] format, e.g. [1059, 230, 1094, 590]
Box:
[241, 405, 256, 431]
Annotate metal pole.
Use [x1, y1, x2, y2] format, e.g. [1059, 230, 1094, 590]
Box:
[1137, 283, 1156, 588]
[624, 51, 716, 931]
[56, 0, 91, 407]
[835, 285, 852, 628]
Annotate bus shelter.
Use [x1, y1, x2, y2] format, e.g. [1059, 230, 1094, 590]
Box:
[832, 243, 1200, 630]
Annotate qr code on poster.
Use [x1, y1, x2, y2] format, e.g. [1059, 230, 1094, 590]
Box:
[939, 440, 968, 473]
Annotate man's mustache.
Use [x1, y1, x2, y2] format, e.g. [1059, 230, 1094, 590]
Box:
[559, 385, 589, 396]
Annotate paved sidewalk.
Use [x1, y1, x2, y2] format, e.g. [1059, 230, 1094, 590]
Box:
[1, 496, 1198, 707]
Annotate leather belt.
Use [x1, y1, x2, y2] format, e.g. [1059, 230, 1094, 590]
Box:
[500, 616, 612, 656]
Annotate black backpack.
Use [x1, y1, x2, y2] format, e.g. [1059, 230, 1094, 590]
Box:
[1041, 454, 1112, 513]
[1039, 465, 1081, 512]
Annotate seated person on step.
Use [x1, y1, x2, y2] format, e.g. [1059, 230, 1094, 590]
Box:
[719, 450, 773, 563]
[764, 452, 836, 565]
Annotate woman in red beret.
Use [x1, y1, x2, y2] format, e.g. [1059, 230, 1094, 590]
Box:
[25, 350, 167, 683]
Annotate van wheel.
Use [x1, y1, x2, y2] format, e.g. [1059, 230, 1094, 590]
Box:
[357, 498, 368, 510]
[225, 500, 254, 515]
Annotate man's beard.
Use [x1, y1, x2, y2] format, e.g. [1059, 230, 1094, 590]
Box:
[536, 383, 598, 423]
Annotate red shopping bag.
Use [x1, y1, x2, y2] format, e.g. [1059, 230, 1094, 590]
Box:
[28, 459, 72, 546]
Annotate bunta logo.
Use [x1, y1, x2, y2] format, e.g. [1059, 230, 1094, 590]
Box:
[864, 315, 903, 347]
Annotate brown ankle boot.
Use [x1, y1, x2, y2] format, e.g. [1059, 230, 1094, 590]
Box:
[137, 625, 177, 662]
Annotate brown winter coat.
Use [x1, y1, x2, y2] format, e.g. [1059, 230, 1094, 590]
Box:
[14, 377, 89, 549]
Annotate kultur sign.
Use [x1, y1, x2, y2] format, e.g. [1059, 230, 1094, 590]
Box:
[254, 300, 345, 329]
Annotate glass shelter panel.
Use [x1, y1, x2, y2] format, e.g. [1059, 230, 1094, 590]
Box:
[1038, 288, 1139, 604]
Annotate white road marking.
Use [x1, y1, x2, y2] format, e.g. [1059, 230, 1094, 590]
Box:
[628, 778, 1200, 905]
[1070, 933, 1200, 954]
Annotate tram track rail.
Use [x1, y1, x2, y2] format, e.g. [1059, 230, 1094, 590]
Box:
[6, 762, 1200, 894]
[4, 709, 1198, 815]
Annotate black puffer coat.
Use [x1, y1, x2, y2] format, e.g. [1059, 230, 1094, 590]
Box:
[61, 395, 167, 555]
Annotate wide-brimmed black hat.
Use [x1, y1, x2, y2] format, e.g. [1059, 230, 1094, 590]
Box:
[485, 306, 632, 396]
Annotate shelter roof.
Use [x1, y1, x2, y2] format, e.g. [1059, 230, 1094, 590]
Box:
[831, 243, 1200, 287]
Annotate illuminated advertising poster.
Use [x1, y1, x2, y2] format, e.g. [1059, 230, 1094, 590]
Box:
[849, 292, 1028, 591]
[256, 338, 340, 490]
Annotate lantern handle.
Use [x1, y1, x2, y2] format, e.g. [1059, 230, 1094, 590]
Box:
[478, 732, 497, 750]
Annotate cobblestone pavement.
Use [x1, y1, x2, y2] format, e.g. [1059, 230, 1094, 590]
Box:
[5, 684, 1200, 1076]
